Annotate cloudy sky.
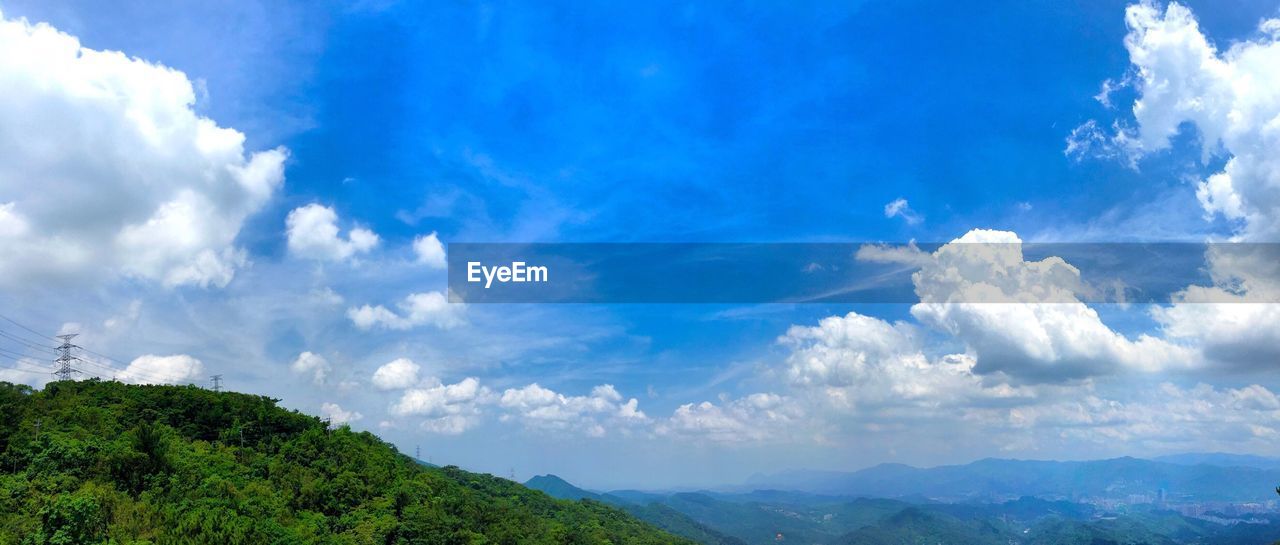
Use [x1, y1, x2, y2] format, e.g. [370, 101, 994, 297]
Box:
[1, 0, 1280, 489]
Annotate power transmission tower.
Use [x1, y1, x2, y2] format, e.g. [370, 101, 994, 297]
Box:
[210, 374, 223, 392]
[415, 445, 420, 460]
[53, 334, 81, 381]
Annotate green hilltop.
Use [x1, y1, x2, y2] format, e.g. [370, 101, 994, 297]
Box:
[0, 380, 693, 545]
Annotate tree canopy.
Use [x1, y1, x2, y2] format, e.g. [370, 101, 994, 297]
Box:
[0, 380, 691, 545]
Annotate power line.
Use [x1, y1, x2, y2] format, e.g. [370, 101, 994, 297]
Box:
[0, 313, 57, 341]
[0, 352, 106, 379]
[0, 329, 57, 353]
[0, 313, 210, 386]
[0, 346, 50, 362]
[0, 363, 53, 375]
[0, 316, 166, 382]
[0, 314, 132, 367]
[76, 346, 133, 368]
[74, 357, 173, 383]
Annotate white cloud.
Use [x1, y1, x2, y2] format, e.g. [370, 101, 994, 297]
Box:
[1095, 2, 1280, 240]
[347, 291, 465, 330]
[769, 305, 1280, 453]
[854, 241, 932, 268]
[657, 393, 804, 443]
[1064, 119, 1142, 166]
[883, 198, 923, 225]
[498, 383, 648, 437]
[972, 382, 1280, 452]
[390, 377, 491, 435]
[378, 377, 651, 438]
[371, 357, 420, 390]
[894, 230, 1195, 381]
[0, 357, 51, 389]
[420, 414, 479, 434]
[1082, 2, 1280, 374]
[320, 402, 363, 426]
[1152, 289, 1280, 371]
[290, 351, 330, 385]
[780, 311, 1027, 409]
[119, 354, 204, 385]
[413, 231, 447, 269]
[0, 12, 285, 288]
[285, 204, 379, 262]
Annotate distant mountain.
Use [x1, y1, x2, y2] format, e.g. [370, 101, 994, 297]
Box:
[526, 474, 608, 501]
[526, 475, 747, 545]
[747, 457, 1280, 501]
[1153, 452, 1280, 469]
[831, 506, 1010, 545]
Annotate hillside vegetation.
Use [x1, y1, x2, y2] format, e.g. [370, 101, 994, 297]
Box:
[0, 380, 692, 545]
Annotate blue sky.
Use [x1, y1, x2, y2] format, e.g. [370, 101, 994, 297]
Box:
[2, 0, 1280, 489]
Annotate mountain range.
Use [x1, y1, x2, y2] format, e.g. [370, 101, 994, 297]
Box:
[744, 456, 1280, 501]
[528, 468, 1280, 545]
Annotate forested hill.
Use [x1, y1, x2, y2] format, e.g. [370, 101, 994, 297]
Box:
[0, 380, 692, 544]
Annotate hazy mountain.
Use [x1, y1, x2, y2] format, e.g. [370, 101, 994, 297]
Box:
[525, 473, 609, 501]
[1153, 452, 1280, 469]
[529, 471, 1280, 545]
[526, 474, 747, 545]
[831, 506, 1010, 545]
[746, 457, 1280, 501]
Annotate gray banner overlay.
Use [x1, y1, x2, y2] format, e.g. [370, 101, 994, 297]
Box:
[446, 243, 1280, 304]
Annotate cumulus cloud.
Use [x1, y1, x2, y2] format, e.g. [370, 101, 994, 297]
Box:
[347, 291, 465, 330]
[1076, 2, 1280, 373]
[376, 376, 651, 438]
[866, 229, 1195, 381]
[1086, 2, 1280, 240]
[320, 402, 363, 426]
[498, 383, 648, 437]
[119, 354, 204, 385]
[1152, 289, 1280, 371]
[0, 357, 51, 388]
[0, 12, 285, 288]
[413, 231, 447, 269]
[285, 204, 379, 262]
[290, 351, 330, 385]
[371, 357, 420, 390]
[390, 377, 491, 435]
[768, 304, 1280, 452]
[972, 382, 1280, 452]
[780, 311, 1028, 409]
[657, 393, 803, 443]
[883, 198, 923, 225]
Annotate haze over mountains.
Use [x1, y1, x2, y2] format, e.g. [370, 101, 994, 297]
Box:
[743, 456, 1280, 501]
[527, 454, 1280, 545]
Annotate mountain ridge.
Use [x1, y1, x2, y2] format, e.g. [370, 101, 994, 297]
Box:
[745, 456, 1280, 500]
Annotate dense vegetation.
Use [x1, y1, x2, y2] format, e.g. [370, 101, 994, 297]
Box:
[0, 380, 692, 544]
